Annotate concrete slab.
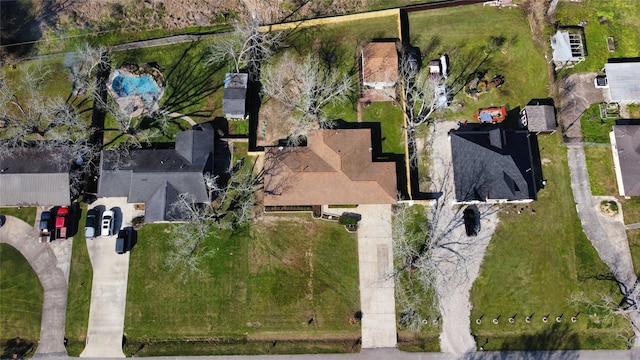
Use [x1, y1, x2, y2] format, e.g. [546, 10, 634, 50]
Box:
[356, 204, 397, 349]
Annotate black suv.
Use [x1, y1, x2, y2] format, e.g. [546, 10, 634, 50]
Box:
[463, 206, 480, 237]
[115, 228, 132, 254]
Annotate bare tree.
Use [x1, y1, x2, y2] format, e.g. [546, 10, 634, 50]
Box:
[261, 52, 353, 145]
[206, 17, 283, 79]
[165, 161, 263, 278]
[569, 290, 638, 346]
[397, 49, 451, 168]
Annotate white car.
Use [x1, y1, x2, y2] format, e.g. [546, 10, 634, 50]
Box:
[101, 210, 115, 236]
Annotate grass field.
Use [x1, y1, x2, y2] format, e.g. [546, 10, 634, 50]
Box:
[580, 104, 618, 143]
[0, 244, 43, 345]
[554, 0, 640, 73]
[621, 198, 640, 225]
[625, 229, 640, 276]
[408, 5, 550, 122]
[123, 214, 360, 356]
[362, 102, 406, 155]
[64, 205, 94, 356]
[471, 133, 631, 350]
[584, 146, 617, 196]
[0, 208, 37, 227]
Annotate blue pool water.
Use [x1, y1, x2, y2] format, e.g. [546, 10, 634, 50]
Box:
[111, 70, 159, 97]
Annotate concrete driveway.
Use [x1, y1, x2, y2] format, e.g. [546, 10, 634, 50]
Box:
[557, 72, 604, 142]
[356, 204, 397, 349]
[80, 197, 138, 358]
[426, 121, 500, 354]
[0, 215, 70, 357]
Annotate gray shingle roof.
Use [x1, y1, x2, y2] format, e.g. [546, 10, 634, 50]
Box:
[522, 105, 556, 133]
[612, 125, 640, 196]
[98, 125, 214, 221]
[605, 62, 640, 101]
[451, 127, 537, 202]
[0, 149, 71, 206]
[223, 73, 248, 119]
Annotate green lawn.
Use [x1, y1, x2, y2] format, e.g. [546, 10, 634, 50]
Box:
[580, 103, 618, 143]
[362, 102, 406, 155]
[584, 146, 617, 196]
[392, 205, 440, 352]
[620, 198, 640, 225]
[0, 208, 37, 227]
[0, 244, 43, 345]
[408, 5, 550, 121]
[554, 0, 640, 73]
[471, 133, 631, 350]
[124, 214, 360, 355]
[64, 205, 94, 356]
[626, 229, 640, 276]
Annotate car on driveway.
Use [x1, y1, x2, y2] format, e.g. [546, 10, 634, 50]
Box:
[85, 209, 98, 238]
[0, 214, 5, 228]
[115, 228, 132, 254]
[463, 206, 480, 237]
[101, 210, 114, 236]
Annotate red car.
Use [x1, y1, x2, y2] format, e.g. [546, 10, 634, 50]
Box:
[55, 207, 69, 239]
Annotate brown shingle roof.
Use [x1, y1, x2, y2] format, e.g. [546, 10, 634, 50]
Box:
[362, 42, 398, 86]
[264, 129, 397, 206]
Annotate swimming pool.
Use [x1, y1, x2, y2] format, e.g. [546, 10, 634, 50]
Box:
[111, 70, 159, 97]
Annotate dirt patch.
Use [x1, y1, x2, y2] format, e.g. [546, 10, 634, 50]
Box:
[33, 0, 378, 35]
[541, 158, 552, 165]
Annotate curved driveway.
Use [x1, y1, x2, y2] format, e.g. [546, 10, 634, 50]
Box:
[0, 216, 68, 357]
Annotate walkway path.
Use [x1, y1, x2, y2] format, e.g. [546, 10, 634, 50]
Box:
[0, 215, 70, 357]
[355, 204, 397, 348]
[566, 146, 640, 341]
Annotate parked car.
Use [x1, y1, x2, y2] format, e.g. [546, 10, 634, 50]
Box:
[0, 215, 5, 228]
[38, 211, 52, 243]
[55, 207, 69, 240]
[405, 46, 421, 74]
[85, 209, 98, 238]
[101, 210, 115, 236]
[115, 228, 132, 254]
[463, 206, 480, 237]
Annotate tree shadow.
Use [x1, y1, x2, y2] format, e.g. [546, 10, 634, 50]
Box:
[464, 323, 580, 359]
[0, 0, 41, 59]
[157, 41, 225, 120]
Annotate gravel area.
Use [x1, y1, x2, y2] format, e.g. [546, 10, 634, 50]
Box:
[424, 121, 500, 354]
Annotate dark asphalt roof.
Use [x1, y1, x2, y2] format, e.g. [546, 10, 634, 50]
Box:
[98, 125, 214, 221]
[612, 125, 640, 196]
[223, 88, 247, 118]
[450, 126, 537, 202]
[0, 148, 72, 173]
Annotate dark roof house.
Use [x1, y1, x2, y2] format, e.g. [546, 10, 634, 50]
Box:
[0, 149, 72, 206]
[520, 104, 556, 134]
[98, 124, 215, 222]
[450, 126, 537, 203]
[263, 129, 397, 206]
[610, 124, 640, 196]
[223, 73, 248, 119]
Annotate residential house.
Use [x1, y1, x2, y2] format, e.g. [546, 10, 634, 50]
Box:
[263, 128, 397, 207]
[0, 149, 71, 206]
[450, 126, 537, 203]
[602, 62, 640, 102]
[362, 42, 398, 89]
[520, 104, 556, 134]
[610, 124, 640, 196]
[98, 124, 215, 222]
[223, 73, 248, 119]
